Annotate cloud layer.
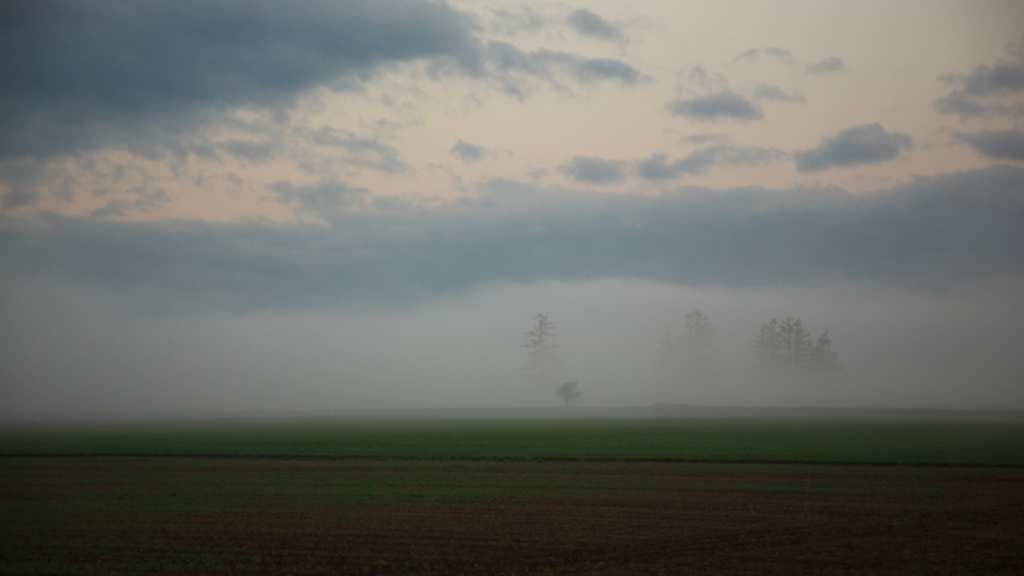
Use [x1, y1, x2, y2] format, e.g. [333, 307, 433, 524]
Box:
[3, 166, 1020, 314]
[0, 0, 478, 161]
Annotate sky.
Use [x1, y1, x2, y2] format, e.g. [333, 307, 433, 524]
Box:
[1, 0, 1023, 419]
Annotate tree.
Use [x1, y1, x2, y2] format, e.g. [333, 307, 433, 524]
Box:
[555, 380, 581, 407]
[751, 318, 783, 367]
[523, 313, 559, 380]
[681, 309, 716, 373]
[809, 330, 840, 371]
[777, 316, 811, 367]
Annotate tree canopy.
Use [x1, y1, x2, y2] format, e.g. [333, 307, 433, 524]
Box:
[555, 380, 581, 407]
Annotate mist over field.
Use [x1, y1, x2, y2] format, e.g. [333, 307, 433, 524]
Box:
[1, 1, 1023, 421]
[2, 272, 1022, 419]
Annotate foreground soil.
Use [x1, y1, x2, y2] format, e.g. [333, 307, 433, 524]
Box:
[2, 458, 1022, 575]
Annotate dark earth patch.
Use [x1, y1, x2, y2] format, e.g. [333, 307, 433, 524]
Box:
[2, 458, 1022, 575]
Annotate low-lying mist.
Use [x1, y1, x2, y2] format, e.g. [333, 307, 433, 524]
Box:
[2, 274, 1022, 421]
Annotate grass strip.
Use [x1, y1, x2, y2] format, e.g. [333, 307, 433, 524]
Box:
[2, 418, 1023, 467]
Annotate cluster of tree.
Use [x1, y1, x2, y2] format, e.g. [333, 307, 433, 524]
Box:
[751, 316, 839, 371]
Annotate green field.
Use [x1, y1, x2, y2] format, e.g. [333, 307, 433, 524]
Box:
[2, 418, 1023, 575]
[2, 418, 1023, 466]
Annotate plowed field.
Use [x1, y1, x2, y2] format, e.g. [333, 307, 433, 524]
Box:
[2, 457, 1022, 575]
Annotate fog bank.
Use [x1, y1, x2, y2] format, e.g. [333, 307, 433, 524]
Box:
[2, 276, 1021, 420]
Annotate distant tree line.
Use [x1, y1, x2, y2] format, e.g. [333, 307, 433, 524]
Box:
[659, 310, 840, 387]
[751, 317, 839, 371]
[522, 309, 840, 408]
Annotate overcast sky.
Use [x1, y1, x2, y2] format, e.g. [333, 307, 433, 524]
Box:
[1, 1, 1023, 419]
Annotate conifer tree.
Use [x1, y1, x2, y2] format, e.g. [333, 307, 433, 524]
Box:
[523, 313, 559, 380]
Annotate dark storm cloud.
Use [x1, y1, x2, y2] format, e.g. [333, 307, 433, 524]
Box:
[670, 92, 763, 122]
[935, 59, 1024, 119]
[451, 140, 488, 163]
[806, 57, 846, 74]
[637, 146, 785, 180]
[560, 156, 627, 184]
[955, 130, 1024, 162]
[794, 124, 912, 172]
[753, 84, 805, 103]
[4, 165, 1020, 313]
[0, 0, 478, 161]
[566, 9, 622, 41]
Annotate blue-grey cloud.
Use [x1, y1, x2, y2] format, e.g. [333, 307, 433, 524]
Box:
[89, 201, 129, 219]
[955, 130, 1024, 161]
[268, 180, 367, 219]
[488, 6, 546, 36]
[753, 84, 805, 103]
[0, 0, 477, 161]
[637, 146, 785, 180]
[795, 124, 912, 172]
[734, 47, 794, 62]
[566, 9, 622, 41]
[310, 127, 411, 174]
[678, 133, 730, 146]
[486, 41, 640, 96]
[5, 165, 1019, 313]
[935, 59, 1024, 120]
[561, 156, 627, 184]
[579, 58, 640, 84]
[0, 161, 48, 209]
[90, 186, 171, 219]
[670, 92, 763, 122]
[451, 140, 488, 163]
[221, 140, 277, 163]
[806, 57, 846, 74]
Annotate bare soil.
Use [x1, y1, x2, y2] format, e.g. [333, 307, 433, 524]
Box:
[2, 458, 1022, 575]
